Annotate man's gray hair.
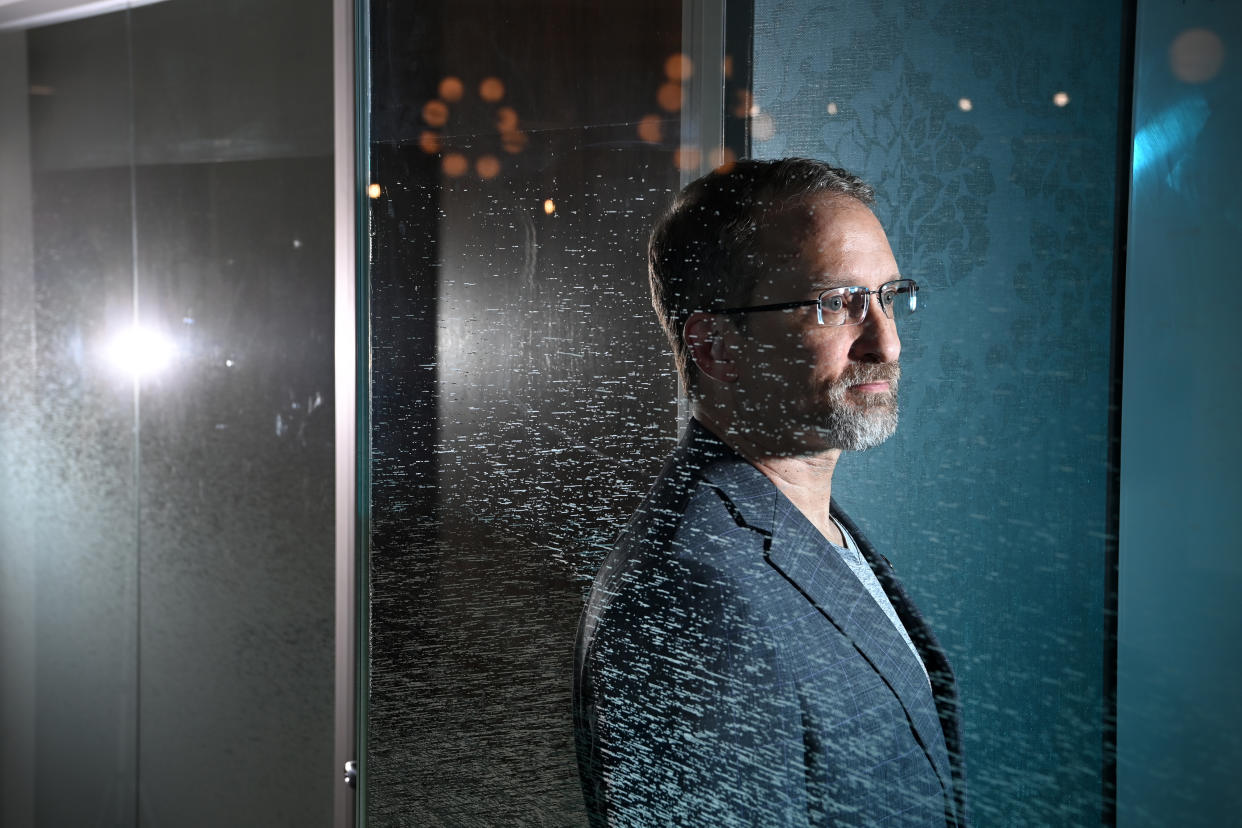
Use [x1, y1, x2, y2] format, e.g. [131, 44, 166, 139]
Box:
[648, 157, 875, 391]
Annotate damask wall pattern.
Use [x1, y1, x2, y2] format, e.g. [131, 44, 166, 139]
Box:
[752, 1, 1123, 823]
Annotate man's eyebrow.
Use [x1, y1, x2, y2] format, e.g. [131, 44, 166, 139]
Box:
[811, 273, 904, 290]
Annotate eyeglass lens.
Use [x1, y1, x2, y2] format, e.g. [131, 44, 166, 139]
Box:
[821, 282, 918, 325]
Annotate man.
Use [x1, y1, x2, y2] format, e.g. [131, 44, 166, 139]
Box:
[574, 158, 967, 826]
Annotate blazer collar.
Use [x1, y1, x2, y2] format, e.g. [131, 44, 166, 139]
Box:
[687, 420, 956, 808]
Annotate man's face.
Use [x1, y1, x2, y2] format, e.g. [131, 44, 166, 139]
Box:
[728, 195, 903, 454]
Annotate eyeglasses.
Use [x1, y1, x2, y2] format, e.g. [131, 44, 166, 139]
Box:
[716, 278, 919, 327]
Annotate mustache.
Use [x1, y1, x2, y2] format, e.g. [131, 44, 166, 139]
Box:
[838, 362, 901, 386]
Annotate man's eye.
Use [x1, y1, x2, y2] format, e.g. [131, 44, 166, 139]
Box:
[822, 294, 846, 313]
[880, 290, 897, 307]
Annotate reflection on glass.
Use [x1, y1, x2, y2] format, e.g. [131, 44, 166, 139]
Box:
[365, 2, 683, 823]
[1169, 27, 1224, 83]
[103, 324, 177, 378]
[438, 75, 464, 101]
[479, 75, 505, 102]
[0, 0, 335, 824]
[422, 98, 449, 127]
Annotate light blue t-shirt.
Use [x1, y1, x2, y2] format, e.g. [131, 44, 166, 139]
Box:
[831, 517, 930, 685]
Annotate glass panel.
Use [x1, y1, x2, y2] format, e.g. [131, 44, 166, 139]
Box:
[0, 1, 336, 825]
[2, 13, 140, 824]
[365, 2, 682, 822]
[1119, 1, 1242, 824]
[365, 0, 1123, 824]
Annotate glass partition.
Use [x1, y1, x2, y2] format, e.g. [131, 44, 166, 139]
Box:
[363, 0, 1125, 825]
[364, 2, 684, 821]
[0, 1, 337, 825]
[1119, 1, 1242, 824]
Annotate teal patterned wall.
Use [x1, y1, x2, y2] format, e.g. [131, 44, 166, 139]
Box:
[752, 1, 1123, 823]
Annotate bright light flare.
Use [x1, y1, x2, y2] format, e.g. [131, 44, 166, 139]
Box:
[105, 325, 177, 378]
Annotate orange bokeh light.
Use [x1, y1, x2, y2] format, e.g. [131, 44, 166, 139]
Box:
[732, 88, 753, 119]
[637, 114, 662, 143]
[479, 77, 505, 102]
[710, 147, 737, 172]
[664, 53, 693, 81]
[476, 155, 501, 179]
[674, 145, 702, 172]
[496, 106, 519, 132]
[543, 199, 556, 215]
[657, 82, 683, 113]
[442, 153, 468, 177]
[438, 76, 464, 102]
[501, 130, 528, 154]
[367, 183, 382, 199]
[1170, 27, 1225, 83]
[422, 99, 449, 127]
[419, 131, 441, 154]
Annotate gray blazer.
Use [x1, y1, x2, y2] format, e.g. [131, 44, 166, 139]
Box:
[574, 420, 967, 826]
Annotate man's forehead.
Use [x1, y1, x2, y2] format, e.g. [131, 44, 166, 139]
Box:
[755, 194, 874, 246]
[748, 197, 896, 296]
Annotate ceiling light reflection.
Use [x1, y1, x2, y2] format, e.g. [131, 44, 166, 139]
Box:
[501, 130, 528, 154]
[1170, 27, 1224, 83]
[710, 147, 736, 172]
[657, 82, 683, 112]
[674, 145, 702, 171]
[479, 77, 505, 103]
[664, 53, 693, 81]
[442, 153, 468, 177]
[422, 99, 449, 128]
[496, 106, 518, 132]
[637, 114, 662, 143]
[439, 76, 464, 102]
[476, 155, 501, 179]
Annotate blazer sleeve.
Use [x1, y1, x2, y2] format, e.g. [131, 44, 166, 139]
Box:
[577, 553, 809, 828]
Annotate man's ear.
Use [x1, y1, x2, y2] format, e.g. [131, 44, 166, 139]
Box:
[683, 312, 740, 384]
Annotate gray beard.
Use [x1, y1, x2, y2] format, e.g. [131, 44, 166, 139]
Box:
[813, 364, 900, 451]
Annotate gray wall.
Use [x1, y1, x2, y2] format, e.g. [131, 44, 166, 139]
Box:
[1118, 1, 1242, 824]
[751, 1, 1122, 823]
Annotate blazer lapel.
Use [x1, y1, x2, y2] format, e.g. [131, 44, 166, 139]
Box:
[686, 421, 958, 818]
[836, 508, 968, 828]
[763, 500, 954, 799]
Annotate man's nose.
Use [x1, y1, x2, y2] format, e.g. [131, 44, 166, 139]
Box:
[850, 299, 901, 363]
